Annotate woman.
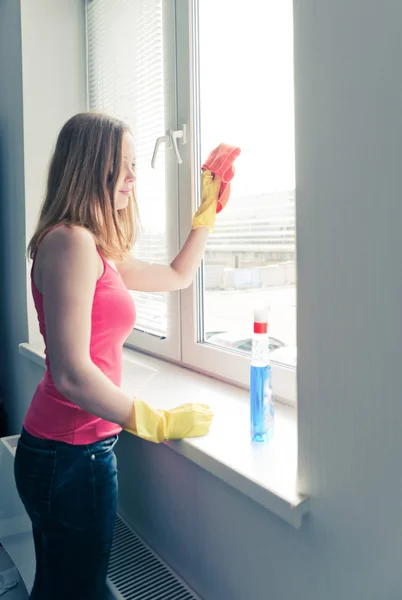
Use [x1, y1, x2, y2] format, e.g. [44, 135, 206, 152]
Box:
[13, 112, 226, 599]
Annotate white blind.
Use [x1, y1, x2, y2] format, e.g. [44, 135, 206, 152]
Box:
[86, 0, 170, 337]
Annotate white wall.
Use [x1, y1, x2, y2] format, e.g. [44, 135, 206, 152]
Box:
[296, 0, 402, 595]
[20, 0, 87, 345]
[8, 0, 402, 599]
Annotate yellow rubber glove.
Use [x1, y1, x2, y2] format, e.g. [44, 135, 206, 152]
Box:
[192, 170, 222, 231]
[124, 398, 213, 444]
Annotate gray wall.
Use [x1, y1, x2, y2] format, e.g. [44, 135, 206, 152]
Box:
[0, 0, 28, 433]
[6, 1, 402, 599]
[0, 0, 86, 432]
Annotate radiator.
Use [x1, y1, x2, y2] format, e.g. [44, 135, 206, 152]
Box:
[107, 515, 201, 600]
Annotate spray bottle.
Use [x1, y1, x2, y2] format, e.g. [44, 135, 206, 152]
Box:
[250, 308, 274, 442]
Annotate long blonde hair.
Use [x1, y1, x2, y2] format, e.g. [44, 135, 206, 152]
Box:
[28, 112, 140, 261]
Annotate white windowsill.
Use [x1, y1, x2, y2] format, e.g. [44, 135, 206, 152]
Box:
[18, 341, 308, 529]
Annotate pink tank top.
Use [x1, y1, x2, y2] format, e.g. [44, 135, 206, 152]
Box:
[23, 225, 136, 445]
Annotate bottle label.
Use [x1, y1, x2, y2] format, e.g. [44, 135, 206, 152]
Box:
[251, 336, 269, 367]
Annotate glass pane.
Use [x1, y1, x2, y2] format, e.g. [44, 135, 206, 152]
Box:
[87, 0, 170, 337]
[197, 0, 296, 365]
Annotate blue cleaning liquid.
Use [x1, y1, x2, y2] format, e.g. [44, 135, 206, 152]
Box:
[250, 364, 274, 442]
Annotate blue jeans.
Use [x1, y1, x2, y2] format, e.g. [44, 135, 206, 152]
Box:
[14, 427, 118, 600]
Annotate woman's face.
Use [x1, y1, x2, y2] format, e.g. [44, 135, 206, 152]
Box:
[115, 131, 136, 210]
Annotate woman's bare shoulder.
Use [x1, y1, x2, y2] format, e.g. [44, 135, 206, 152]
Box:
[33, 225, 100, 290]
[41, 225, 96, 252]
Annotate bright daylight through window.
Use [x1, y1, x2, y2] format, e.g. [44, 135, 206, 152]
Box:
[197, 0, 296, 368]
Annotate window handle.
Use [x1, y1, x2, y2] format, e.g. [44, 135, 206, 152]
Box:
[170, 125, 187, 165]
[151, 126, 187, 169]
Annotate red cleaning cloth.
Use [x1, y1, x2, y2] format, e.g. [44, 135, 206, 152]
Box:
[202, 143, 241, 213]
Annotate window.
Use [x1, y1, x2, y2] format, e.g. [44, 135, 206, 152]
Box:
[86, 0, 297, 403]
[178, 0, 297, 402]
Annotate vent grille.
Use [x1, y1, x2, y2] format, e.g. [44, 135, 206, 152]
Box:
[107, 515, 200, 600]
